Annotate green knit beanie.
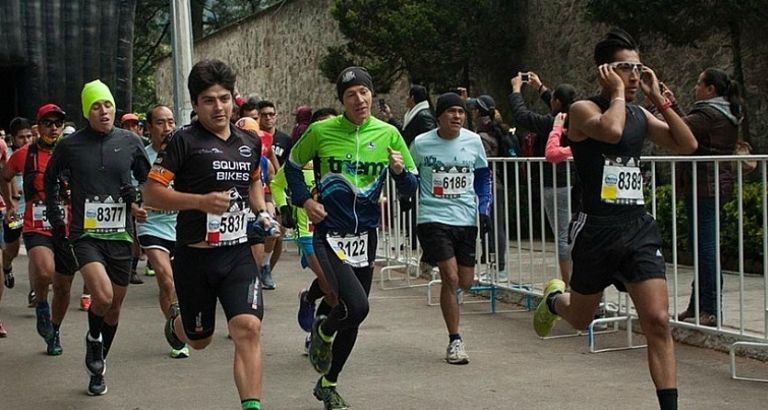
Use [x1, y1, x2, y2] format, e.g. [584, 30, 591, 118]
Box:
[81, 80, 116, 118]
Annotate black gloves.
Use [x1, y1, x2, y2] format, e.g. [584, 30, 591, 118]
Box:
[52, 221, 69, 243]
[398, 194, 414, 213]
[120, 184, 140, 205]
[479, 214, 491, 236]
[279, 205, 295, 229]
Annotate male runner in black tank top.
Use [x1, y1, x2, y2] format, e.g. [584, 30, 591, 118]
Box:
[144, 59, 275, 410]
[532, 29, 697, 410]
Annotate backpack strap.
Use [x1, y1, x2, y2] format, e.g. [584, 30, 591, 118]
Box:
[22, 143, 39, 201]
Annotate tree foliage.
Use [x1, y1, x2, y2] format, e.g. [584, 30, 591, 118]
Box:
[132, 0, 276, 111]
[321, 0, 526, 93]
[585, 0, 768, 141]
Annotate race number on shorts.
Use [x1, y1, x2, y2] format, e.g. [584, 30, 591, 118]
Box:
[432, 165, 472, 198]
[84, 196, 127, 233]
[326, 232, 369, 268]
[32, 201, 67, 230]
[600, 156, 644, 205]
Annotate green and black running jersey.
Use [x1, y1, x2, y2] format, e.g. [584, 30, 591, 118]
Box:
[285, 114, 417, 234]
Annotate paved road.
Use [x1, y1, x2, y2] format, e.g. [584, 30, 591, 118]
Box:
[1, 249, 766, 409]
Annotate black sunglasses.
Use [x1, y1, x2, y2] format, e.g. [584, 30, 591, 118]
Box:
[40, 119, 65, 128]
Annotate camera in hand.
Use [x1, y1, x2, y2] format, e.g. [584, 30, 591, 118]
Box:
[378, 98, 386, 111]
[521, 72, 530, 83]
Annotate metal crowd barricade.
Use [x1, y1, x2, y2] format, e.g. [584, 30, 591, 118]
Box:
[375, 151, 768, 366]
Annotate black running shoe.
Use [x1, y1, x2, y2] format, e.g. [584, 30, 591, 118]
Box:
[84, 332, 105, 376]
[313, 377, 350, 410]
[47, 330, 63, 356]
[164, 303, 185, 350]
[308, 316, 333, 375]
[3, 269, 14, 288]
[87, 374, 108, 396]
[36, 302, 53, 339]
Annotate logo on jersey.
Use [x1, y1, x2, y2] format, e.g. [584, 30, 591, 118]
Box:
[212, 160, 252, 182]
[193, 147, 224, 155]
[367, 142, 376, 150]
[327, 156, 386, 176]
[238, 145, 253, 158]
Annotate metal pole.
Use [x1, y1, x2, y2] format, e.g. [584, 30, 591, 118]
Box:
[171, 0, 194, 125]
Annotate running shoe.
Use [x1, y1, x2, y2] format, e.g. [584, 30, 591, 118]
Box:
[84, 332, 105, 376]
[164, 303, 185, 351]
[80, 294, 92, 311]
[87, 374, 108, 396]
[36, 301, 53, 339]
[533, 278, 566, 337]
[313, 378, 350, 410]
[308, 316, 333, 374]
[129, 271, 144, 285]
[0, 320, 7, 337]
[3, 268, 14, 288]
[170, 344, 190, 359]
[47, 330, 63, 356]
[445, 339, 469, 365]
[297, 289, 316, 332]
[144, 265, 156, 277]
[261, 265, 276, 290]
[27, 290, 36, 308]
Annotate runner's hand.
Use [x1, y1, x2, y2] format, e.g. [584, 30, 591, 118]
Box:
[4, 206, 15, 224]
[131, 203, 148, 223]
[387, 147, 404, 175]
[640, 66, 664, 105]
[553, 112, 567, 128]
[304, 198, 327, 224]
[200, 191, 231, 215]
[597, 64, 624, 96]
[479, 214, 491, 236]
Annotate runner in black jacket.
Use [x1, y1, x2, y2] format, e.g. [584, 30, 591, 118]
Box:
[43, 79, 151, 397]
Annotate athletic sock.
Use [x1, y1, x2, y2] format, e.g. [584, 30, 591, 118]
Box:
[321, 376, 337, 387]
[87, 310, 105, 339]
[241, 398, 261, 409]
[449, 333, 461, 343]
[546, 291, 562, 315]
[262, 252, 273, 266]
[102, 323, 118, 358]
[657, 388, 678, 410]
[306, 279, 323, 303]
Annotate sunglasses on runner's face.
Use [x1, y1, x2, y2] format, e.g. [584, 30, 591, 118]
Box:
[610, 61, 644, 74]
[40, 119, 65, 128]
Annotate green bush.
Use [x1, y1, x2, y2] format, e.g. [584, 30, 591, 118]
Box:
[650, 182, 765, 272]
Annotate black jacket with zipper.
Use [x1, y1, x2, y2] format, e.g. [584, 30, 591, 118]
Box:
[43, 126, 151, 241]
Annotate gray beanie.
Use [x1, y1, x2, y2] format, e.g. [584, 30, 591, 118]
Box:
[336, 66, 374, 101]
[435, 92, 466, 118]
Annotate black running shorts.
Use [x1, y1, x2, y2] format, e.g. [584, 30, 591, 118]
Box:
[173, 243, 263, 340]
[22, 232, 78, 276]
[3, 222, 22, 243]
[417, 222, 478, 268]
[138, 234, 176, 258]
[70, 237, 133, 286]
[569, 210, 666, 295]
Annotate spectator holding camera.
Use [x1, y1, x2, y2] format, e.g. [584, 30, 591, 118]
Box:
[509, 72, 577, 284]
[675, 68, 741, 327]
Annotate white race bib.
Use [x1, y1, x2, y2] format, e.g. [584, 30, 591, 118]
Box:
[206, 208, 250, 247]
[431, 165, 472, 198]
[32, 202, 67, 230]
[326, 232, 369, 268]
[601, 156, 644, 205]
[84, 201, 126, 232]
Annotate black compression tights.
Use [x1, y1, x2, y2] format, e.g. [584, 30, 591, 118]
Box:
[313, 232, 375, 382]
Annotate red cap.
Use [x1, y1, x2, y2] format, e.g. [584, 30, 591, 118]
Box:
[121, 113, 140, 123]
[36, 103, 66, 122]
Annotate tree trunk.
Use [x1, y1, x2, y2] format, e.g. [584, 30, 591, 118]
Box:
[191, 0, 204, 40]
[729, 19, 750, 143]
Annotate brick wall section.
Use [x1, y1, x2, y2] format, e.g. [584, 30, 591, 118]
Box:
[156, 0, 768, 149]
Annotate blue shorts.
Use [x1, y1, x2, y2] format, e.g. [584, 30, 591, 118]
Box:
[297, 236, 314, 269]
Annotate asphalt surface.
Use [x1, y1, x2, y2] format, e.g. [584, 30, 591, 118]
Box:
[1, 248, 766, 409]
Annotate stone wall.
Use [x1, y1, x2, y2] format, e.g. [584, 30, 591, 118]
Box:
[155, 0, 768, 149]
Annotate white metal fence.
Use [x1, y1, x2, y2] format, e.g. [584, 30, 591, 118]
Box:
[376, 154, 768, 378]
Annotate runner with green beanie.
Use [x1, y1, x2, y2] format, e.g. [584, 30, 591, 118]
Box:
[44, 79, 151, 396]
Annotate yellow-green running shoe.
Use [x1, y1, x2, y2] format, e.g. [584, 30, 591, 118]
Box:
[533, 279, 566, 337]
